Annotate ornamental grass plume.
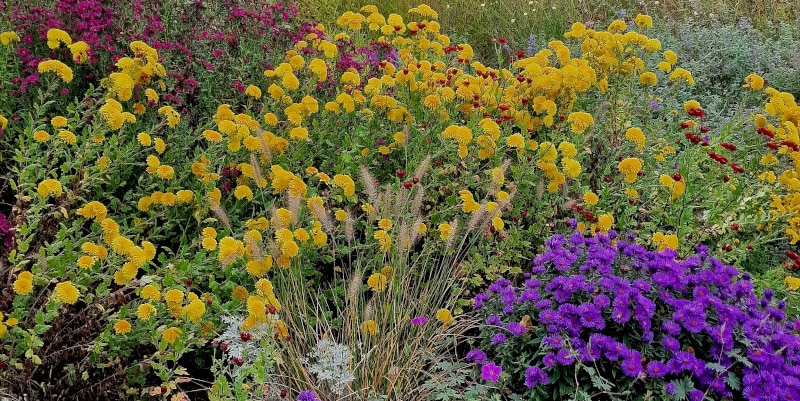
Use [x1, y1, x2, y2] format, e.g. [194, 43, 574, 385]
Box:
[471, 230, 800, 400]
[270, 166, 481, 400]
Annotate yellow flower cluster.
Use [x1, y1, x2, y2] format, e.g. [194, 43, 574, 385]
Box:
[659, 175, 686, 201]
[0, 31, 20, 46]
[37, 179, 63, 198]
[13, 271, 34, 295]
[652, 232, 679, 251]
[46, 28, 72, 49]
[757, 86, 800, 243]
[99, 98, 136, 130]
[53, 281, 79, 304]
[38, 60, 73, 83]
[367, 272, 388, 292]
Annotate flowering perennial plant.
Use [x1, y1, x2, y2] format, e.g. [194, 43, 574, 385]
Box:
[1, 1, 799, 399]
[471, 231, 800, 400]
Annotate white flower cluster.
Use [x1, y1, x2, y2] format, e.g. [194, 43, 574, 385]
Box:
[307, 339, 355, 396]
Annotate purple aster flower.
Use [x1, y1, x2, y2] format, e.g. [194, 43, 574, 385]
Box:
[481, 361, 502, 382]
[556, 348, 575, 365]
[486, 315, 502, 326]
[411, 316, 428, 325]
[491, 333, 507, 345]
[666, 382, 677, 395]
[473, 293, 489, 308]
[542, 352, 557, 367]
[578, 303, 605, 330]
[524, 366, 549, 388]
[525, 279, 542, 288]
[662, 320, 682, 336]
[538, 309, 559, 324]
[669, 352, 701, 373]
[518, 289, 539, 302]
[593, 294, 611, 308]
[662, 336, 681, 352]
[466, 349, 487, 364]
[688, 390, 704, 401]
[542, 335, 564, 349]
[646, 360, 668, 378]
[507, 322, 526, 336]
[621, 350, 643, 378]
[297, 390, 320, 401]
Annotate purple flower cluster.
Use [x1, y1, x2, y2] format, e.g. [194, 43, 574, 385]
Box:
[469, 230, 800, 400]
[0, 214, 14, 248]
[297, 390, 319, 401]
[10, 0, 114, 92]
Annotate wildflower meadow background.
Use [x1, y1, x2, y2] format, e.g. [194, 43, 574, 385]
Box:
[1, 0, 800, 400]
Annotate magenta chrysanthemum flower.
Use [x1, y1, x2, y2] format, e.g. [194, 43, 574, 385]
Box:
[481, 361, 502, 382]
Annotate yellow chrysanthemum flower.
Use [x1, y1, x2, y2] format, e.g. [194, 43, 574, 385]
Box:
[162, 327, 181, 344]
[46, 28, 72, 48]
[618, 158, 643, 183]
[597, 214, 614, 233]
[0, 31, 21, 46]
[234, 185, 254, 201]
[51, 116, 68, 128]
[436, 308, 454, 325]
[37, 179, 63, 198]
[439, 223, 453, 240]
[583, 191, 599, 206]
[141, 284, 161, 301]
[13, 271, 34, 295]
[77, 255, 96, 269]
[137, 303, 156, 320]
[332, 174, 356, 197]
[566, 112, 594, 134]
[186, 299, 206, 323]
[786, 276, 800, 290]
[53, 281, 79, 304]
[634, 14, 653, 28]
[245, 85, 262, 99]
[114, 320, 132, 334]
[38, 59, 74, 83]
[360, 320, 378, 336]
[33, 130, 50, 143]
[57, 130, 77, 145]
[744, 73, 765, 91]
[367, 273, 388, 292]
[625, 127, 646, 150]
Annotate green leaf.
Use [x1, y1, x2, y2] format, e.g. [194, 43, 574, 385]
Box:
[725, 372, 742, 391]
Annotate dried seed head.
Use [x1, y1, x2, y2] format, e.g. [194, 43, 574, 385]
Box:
[257, 136, 273, 164]
[411, 184, 425, 219]
[245, 235, 263, 260]
[364, 296, 375, 320]
[410, 216, 425, 248]
[344, 212, 355, 242]
[397, 221, 410, 252]
[359, 166, 379, 206]
[209, 200, 232, 232]
[413, 155, 431, 180]
[286, 194, 301, 224]
[249, 153, 264, 187]
[348, 270, 362, 302]
[467, 203, 487, 232]
[445, 219, 459, 250]
[309, 200, 335, 234]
